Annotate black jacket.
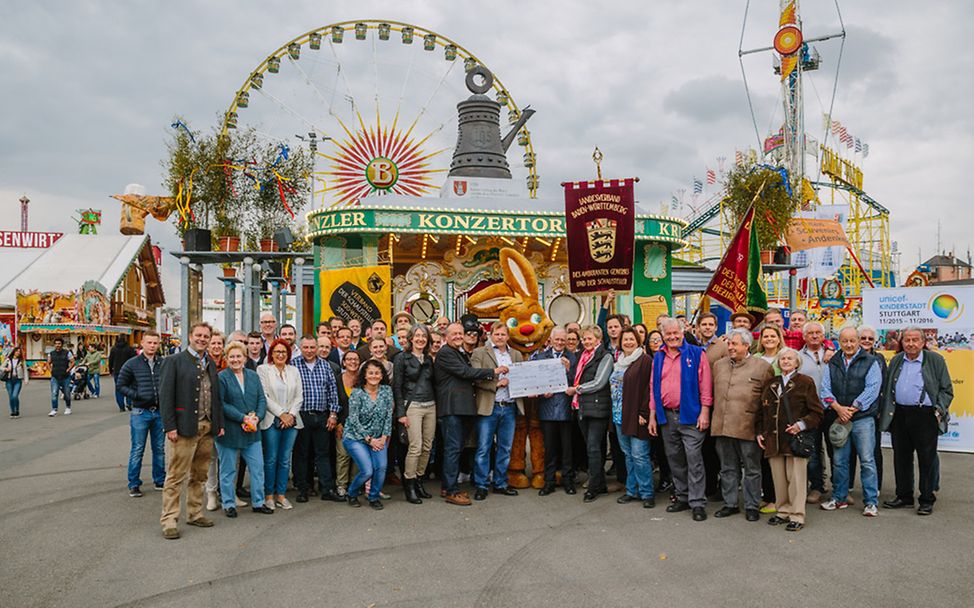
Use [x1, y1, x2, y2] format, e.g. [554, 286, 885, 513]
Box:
[325, 358, 349, 423]
[573, 346, 613, 419]
[109, 343, 137, 376]
[116, 354, 163, 409]
[392, 351, 435, 418]
[160, 350, 223, 437]
[433, 345, 494, 418]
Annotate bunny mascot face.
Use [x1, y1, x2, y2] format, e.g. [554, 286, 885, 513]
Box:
[465, 247, 554, 489]
[465, 248, 554, 355]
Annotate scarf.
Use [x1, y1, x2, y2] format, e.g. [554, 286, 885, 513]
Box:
[613, 347, 644, 373]
[571, 347, 596, 409]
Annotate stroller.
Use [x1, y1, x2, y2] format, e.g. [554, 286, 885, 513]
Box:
[71, 365, 90, 400]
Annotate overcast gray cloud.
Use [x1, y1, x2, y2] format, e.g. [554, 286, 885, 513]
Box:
[1, 0, 971, 304]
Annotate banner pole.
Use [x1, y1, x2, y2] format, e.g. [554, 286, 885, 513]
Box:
[845, 246, 876, 288]
[691, 178, 768, 322]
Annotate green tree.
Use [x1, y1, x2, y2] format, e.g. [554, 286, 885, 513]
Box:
[722, 163, 797, 251]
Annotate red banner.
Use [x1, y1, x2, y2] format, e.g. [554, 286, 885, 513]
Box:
[563, 179, 636, 294]
[702, 205, 768, 314]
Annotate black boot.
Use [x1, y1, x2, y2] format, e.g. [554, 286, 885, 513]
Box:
[404, 479, 423, 504]
[415, 477, 433, 499]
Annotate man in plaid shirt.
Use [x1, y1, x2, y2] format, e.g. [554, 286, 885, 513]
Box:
[292, 335, 344, 503]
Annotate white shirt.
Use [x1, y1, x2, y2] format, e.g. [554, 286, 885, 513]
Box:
[492, 343, 513, 403]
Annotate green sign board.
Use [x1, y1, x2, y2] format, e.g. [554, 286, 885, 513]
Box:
[308, 205, 686, 247]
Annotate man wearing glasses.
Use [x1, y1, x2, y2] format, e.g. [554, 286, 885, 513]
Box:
[259, 312, 278, 360]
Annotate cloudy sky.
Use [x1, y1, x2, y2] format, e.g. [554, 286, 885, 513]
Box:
[1, 1, 970, 303]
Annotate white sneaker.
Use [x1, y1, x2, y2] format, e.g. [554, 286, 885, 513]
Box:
[49, 410, 57, 417]
[863, 504, 879, 517]
[336, 485, 347, 498]
[820, 499, 850, 511]
[234, 497, 248, 508]
[64, 407, 72, 415]
[276, 497, 293, 510]
[205, 491, 219, 511]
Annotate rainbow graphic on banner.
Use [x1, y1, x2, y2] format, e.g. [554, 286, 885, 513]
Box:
[930, 293, 963, 321]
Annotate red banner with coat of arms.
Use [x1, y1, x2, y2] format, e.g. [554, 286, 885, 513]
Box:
[563, 179, 636, 294]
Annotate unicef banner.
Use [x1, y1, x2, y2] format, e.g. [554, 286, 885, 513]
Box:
[862, 285, 971, 330]
[863, 286, 974, 453]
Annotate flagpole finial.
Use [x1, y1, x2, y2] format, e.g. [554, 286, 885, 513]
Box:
[592, 147, 604, 181]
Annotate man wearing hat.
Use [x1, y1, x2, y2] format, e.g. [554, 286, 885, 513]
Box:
[433, 316, 507, 505]
[730, 311, 755, 331]
[392, 311, 415, 350]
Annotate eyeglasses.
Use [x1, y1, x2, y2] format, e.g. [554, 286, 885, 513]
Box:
[260, 320, 275, 324]
[860, 336, 875, 341]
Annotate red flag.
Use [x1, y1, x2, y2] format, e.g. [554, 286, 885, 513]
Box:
[701, 205, 768, 315]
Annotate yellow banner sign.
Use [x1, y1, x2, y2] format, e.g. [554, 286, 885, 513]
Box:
[784, 218, 850, 252]
[319, 265, 391, 327]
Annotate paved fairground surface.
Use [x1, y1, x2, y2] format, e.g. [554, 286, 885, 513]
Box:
[1, 378, 970, 608]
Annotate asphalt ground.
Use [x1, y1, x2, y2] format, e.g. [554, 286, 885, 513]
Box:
[0, 377, 970, 608]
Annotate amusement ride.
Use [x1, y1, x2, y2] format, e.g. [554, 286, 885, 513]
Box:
[678, 0, 896, 325]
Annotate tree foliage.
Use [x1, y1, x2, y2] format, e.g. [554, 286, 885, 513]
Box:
[722, 163, 798, 250]
[161, 120, 312, 245]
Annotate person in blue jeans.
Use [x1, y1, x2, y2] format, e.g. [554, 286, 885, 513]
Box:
[342, 359, 393, 510]
[215, 341, 272, 517]
[82, 344, 104, 398]
[257, 339, 303, 511]
[819, 326, 882, 516]
[610, 329, 656, 508]
[470, 322, 522, 501]
[47, 338, 74, 416]
[2, 347, 29, 418]
[116, 332, 166, 497]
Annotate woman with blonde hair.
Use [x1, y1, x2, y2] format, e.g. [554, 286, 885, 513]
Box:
[564, 325, 614, 502]
[754, 325, 785, 374]
[215, 341, 273, 517]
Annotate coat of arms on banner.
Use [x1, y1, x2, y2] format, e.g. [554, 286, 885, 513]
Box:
[586, 218, 617, 262]
[452, 180, 468, 196]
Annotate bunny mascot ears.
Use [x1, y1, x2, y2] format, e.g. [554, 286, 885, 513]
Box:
[466, 248, 540, 315]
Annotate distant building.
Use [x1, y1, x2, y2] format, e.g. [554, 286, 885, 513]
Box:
[919, 252, 972, 284]
[0, 234, 165, 376]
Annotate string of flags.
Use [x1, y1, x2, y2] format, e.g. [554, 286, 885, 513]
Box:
[823, 114, 869, 157]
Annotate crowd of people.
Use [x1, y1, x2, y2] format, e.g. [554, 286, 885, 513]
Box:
[2, 302, 953, 540]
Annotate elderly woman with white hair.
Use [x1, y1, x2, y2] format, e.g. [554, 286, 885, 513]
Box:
[757, 347, 824, 531]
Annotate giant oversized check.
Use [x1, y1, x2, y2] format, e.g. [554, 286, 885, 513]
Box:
[506, 358, 568, 399]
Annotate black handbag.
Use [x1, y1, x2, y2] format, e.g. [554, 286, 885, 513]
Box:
[780, 380, 815, 458]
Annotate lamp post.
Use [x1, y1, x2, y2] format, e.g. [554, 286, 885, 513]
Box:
[294, 257, 305, 334]
[296, 132, 331, 207]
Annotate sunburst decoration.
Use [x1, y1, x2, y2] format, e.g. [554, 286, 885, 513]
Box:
[320, 112, 448, 207]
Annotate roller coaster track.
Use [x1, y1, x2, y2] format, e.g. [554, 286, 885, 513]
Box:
[682, 181, 888, 238]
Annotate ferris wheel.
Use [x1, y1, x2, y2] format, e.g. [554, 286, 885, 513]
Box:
[220, 20, 538, 208]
